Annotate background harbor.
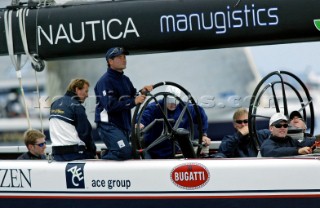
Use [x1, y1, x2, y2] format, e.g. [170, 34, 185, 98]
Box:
[0, 0, 320, 146]
[0, 43, 319, 146]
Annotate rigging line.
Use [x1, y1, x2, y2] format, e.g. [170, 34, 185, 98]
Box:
[4, 11, 19, 70]
[234, 0, 241, 8]
[19, 8, 44, 132]
[19, 8, 38, 67]
[34, 70, 44, 133]
[4, 10, 31, 129]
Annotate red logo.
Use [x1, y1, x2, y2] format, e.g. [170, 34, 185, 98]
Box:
[170, 163, 210, 190]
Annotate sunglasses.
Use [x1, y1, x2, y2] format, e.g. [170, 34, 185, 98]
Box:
[235, 119, 248, 124]
[34, 142, 46, 147]
[273, 124, 289, 128]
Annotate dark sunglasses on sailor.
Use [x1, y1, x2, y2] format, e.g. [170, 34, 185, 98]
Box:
[34, 142, 46, 147]
[235, 119, 248, 124]
[273, 123, 289, 128]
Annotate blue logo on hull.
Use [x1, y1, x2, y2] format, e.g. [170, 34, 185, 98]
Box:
[65, 163, 85, 189]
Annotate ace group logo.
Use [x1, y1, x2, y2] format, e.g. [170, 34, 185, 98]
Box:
[66, 163, 86, 189]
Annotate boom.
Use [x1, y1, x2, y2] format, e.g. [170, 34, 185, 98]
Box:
[1, 0, 320, 60]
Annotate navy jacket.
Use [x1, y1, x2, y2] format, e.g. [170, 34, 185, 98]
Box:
[216, 129, 270, 158]
[260, 134, 316, 157]
[17, 152, 46, 160]
[50, 91, 96, 154]
[260, 135, 306, 157]
[300, 134, 316, 147]
[94, 68, 137, 131]
[139, 99, 209, 158]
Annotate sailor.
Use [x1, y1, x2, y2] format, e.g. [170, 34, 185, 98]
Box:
[138, 86, 211, 159]
[49, 78, 97, 161]
[289, 111, 307, 131]
[260, 112, 312, 157]
[17, 129, 47, 160]
[94, 47, 153, 160]
[288, 110, 316, 146]
[214, 108, 270, 158]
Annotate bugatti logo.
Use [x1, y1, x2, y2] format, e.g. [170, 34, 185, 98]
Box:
[170, 163, 210, 190]
[66, 163, 85, 189]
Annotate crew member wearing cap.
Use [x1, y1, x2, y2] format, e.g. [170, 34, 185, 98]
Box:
[289, 110, 307, 132]
[94, 47, 153, 160]
[288, 110, 316, 146]
[139, 86, 211, 159]
[260, 113, 312, 157]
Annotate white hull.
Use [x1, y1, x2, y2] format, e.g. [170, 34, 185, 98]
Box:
[0, 158, 320, 208]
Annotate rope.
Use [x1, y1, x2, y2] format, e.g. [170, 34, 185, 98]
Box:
[18, 8, 39, 68]
[18, 8, 45, 132]
[34, 70, 44, 132]
[4, 10, 32, 129]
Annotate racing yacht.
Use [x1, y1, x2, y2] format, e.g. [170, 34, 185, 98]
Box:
[0, 0, 320, 208]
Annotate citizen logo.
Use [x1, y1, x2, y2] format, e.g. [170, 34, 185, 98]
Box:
[0, 169, 31, 188]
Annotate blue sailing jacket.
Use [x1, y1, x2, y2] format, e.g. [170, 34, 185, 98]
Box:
[216, 129, 271, 158]
[261, 135, 309, 157]
[139, 99, 209, 158]
[49, 91, 95, 154]
[94, 68, 137, 131]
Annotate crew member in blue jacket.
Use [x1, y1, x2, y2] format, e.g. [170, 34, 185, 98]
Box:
[215, 108, 270, 158]
[49, 78, 97, 161]
[260, 112, 312, 157]
[288, 110, 316, 146]
[139, 86, 211, 159]
[95, 47, 153, 160]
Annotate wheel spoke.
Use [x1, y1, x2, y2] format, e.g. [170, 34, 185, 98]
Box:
[173, 102, 188, 130]
[144, 134, 172, 152]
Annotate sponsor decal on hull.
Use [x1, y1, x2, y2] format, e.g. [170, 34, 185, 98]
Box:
[66, 163, 85, 189]
[170, 162, 209, 190]
[0, 168, 31, 188]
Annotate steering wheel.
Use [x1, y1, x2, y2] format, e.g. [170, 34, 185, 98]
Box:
[131, 81, 203, 159]
[248, 70, 315, 151]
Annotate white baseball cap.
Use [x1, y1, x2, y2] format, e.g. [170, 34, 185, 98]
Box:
[269, 113, 288, 126]
[165, 86, 181, 104]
